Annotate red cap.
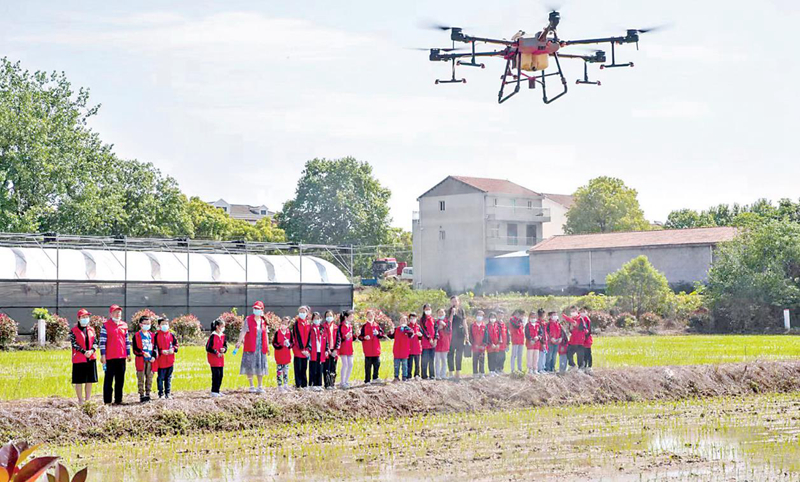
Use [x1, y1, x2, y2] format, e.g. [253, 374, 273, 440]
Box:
[252, 301, 265, 311]
[109, 304, 122, 315]
[77, 308, 91, 318]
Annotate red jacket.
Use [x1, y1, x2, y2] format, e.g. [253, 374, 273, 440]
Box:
[582, 316, 593, 348]
[499, 322, 509, 351]
[435, 318, 451, 353]
[206, 332, 226, 368]
[359, 322, 385, 357]
[338, 323, 356, 356]
[103, 319, 128, 360]
[558, 337, 569, 355]
[272, 328, 293, 365]
[484, 321, 504, 353]
[470, 322, 487, 353]
[407, 321, 423, 356]
[547, 320, 562, 342]
[508, 316, 525, 345]
[154, 331, 178, 369]
[243, 314, 269, 355]
[133, 330, 157, 372]
[324, 321, 340, 357]
[420, 315, 437, 350]
[306, 324, 329, 362]
[565, 315, 587, 346]
[390, 326, 413, 359]
[291, 318, 311, 358]
[525, 321, 546, 351]
[71, 326, 96, 364]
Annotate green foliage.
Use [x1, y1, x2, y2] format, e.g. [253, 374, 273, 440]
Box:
[217, 311, 244, 342]
[564, 176, 650, 234]
[0, 313, 18, 348]
[169, 314, 202, 344]
[665, 198, 800, 230]
[250, 400, 279, 419]
[574, 292, 612, 312]
[606, 256, 670, 319]
[32, 308, 50, 320]
[661, 291, 705, 323]
[0, 440, 88, 482]
[354, 281, 450, 319]
[638, 312, 662, 330]
[615, 312, 636, 329]
[588, 311, 614, 331]
[707, 219, 800, 331]
[154, 410, 190, 435]
[29, 311, 69, 344]
[187, 197, 285, 242]
[278, 157, 392, 247]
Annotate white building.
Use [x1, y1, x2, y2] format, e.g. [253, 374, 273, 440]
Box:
[411, 176, 572, 292]
[209, 199, 275, 224]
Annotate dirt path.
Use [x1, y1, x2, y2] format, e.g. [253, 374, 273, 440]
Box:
[2, 361, 799, 445]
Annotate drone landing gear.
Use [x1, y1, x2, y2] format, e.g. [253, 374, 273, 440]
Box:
[497, 54, 522, 104]
[600, 42, 634, 69]
[457, 42, 486, 69]
[576, 62, 601, 86]
[436, 58, 466, 84]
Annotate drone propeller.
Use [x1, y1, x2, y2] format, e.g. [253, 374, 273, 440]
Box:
[407, 47, 468, 52]
[627, 24, 671, 34]
[419, 20, 463, 31]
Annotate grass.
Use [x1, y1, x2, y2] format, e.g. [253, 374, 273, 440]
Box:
[48, 392, 800, 481]
[1, 335, 798, 400]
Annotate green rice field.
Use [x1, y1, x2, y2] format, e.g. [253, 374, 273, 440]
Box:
[1, 335, 798, 400]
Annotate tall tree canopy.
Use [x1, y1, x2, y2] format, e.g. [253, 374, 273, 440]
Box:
[564, 176, 649, 234]
[665, 198, 800, 230]
[0, 57, 284, 242]
[278, 157, 392, 246]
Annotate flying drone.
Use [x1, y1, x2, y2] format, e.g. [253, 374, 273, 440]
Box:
[422, 10, 662, 104]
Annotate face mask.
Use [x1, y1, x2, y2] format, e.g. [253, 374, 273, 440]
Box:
[298, 312, 307, 320]
[253, 309, 263, 317]
[409, 318, 416, 324]
[401, 321, 407, 327]
[325, 316, 334, 323]
[79, 318, 90, 327]
[438, 315, 445, 320]
[490, 318, 496, 323]
[424, 310, 432, 316]
[217, 327, 225, 333]
[522, 317, 528, 323]
[476, 316, 483, 322]
[570, 312, 578, 317]
[313, 319, 321, 326]
[160, 325, 169, 332]
[141, 324, 151, 331]
[112, 316, 121, 323]
[551, 316, 558, 321]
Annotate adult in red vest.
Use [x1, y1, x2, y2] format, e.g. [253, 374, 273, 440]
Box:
[419, 304, 437, 380]
[469, 310, 487, 378]
[291, 305, 312, 389]
[70, 308, 98, 404]
[100, 304, 131, 405]
[235, 301, 270, 393]
[545, 309, 562, 372]
[337, 310, 357, 389]
[406, 313, 423, 379]
[306, 312, 329, 390]
[580, 307, 593, 370]
[358, 309, 386, 384]
[322, 310, 340, 390]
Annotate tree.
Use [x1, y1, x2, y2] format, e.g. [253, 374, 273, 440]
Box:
[186, 197, 285, 242]
[665, 198, 800, 230]
[665, 208, 712, 229]
[707, 220, 800, 331]
[606, 255, 670, 319]
[278, 157, 392, 246]
[564, 177, 649, 234]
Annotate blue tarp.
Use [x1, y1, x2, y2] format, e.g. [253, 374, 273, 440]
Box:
[485, 255, 529, 277]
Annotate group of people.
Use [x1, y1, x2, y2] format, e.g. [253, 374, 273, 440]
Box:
[68, 296, 595, 404]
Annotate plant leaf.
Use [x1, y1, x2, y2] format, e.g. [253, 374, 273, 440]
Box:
[10, 456, 58, 482]
[0, 468, 10, 482]
[55, 463, 69, 482]
[70, 468, 87, 482]
[16, 446, 40, 467]
[0, 444, 19, 475]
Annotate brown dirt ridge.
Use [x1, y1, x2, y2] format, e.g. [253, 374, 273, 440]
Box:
[2, 361, 799, 445]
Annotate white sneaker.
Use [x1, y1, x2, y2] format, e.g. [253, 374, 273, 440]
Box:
[257, 387, 265, 394]
[248, 386, 258, 393]
[210, 392, 220, 398]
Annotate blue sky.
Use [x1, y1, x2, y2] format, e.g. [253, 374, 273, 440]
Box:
[2, 0, 798, 230]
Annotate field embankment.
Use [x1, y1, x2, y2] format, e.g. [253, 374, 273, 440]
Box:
[2, 360, 799, 445]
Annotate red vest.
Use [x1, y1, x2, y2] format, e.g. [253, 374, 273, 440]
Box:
[338, 323, 355, 356]
[273, 328, 293, 365]
[420, 316, 436, 350]
[526, 321, 545, 351]
[547, 320, 562, 341]
[470, 323, 486, 353]
[291, 318, 311, 358]
[243, 315, 269, 354]
[392, 326, 411, 359]
[207, 333, 226, 368]
[71, 326, 96, 364]
[566, 315, 587, 346]
[486, 322, 503, 353]
[582, 317, 593, 348]
[435, 318, 451, 353]
[103, 319, 128, 360]
[360, 322, 383, 357]
[407, 322, 422, 356]
[508, 317, 525, 345]
[133, 331, 157, 372]
[155, 331, 177, 368]
[307, 324, 328, 362]
[324, 321, 339, 355]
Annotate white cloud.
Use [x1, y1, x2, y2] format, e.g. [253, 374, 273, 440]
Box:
[631, 99, 710, 119]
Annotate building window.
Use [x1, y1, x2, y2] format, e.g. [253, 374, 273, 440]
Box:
[507, 224, 518, 245]
[439, 230, 446, 241]
[260, 210, 267, 215]
[439, 200, 446, 211]
[527, 200, 533, 209]
[221, 207, 228, 213]
[488, 223, 500, 238]
[526, 224, 537, 245]
[493, 198, 498, 206]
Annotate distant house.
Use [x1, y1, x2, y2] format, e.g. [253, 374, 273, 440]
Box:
[209, 199, 275, 225]
[411, 175, 573, 291]
[527, 226, 738, 292]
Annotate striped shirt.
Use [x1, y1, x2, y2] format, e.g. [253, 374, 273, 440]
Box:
[99, 323, 132, 357]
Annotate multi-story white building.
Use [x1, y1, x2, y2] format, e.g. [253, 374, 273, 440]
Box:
[411, 176, 572, 291]
[209, 199, 275, 225]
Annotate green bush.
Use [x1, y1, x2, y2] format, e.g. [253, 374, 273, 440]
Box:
[154, 409, 190, 435]
[615, 312, 636, 329]
[0, 314, 18, 348]
[29, 310, 70, 344]
[638, 312, 662, 330]
[130, 309, 159, 333]
[575, 292, 613, 312]
[355, 280, 450, 318]
[218, 311, 244, 341]
[170, 314, 202, 344]
[661, 290, 705, 322]
[588, 311, 614, 331]
[607, 256, 670, 319]
[688, 308, 713, 332]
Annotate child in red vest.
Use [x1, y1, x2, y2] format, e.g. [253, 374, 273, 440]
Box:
[358, 310, 386, 384]
[581, 307, 593, 370]
[407, 313, 423, 379]
[419, 304, 437, 380]
[291, 306, 312, 389]
[524, 311, 541, 375]
[306, 312, 329, 391]
[497, 313, 509, 374]
[556, 313, 570, 373]
[70, 308, 98, 404]
[470, 310, 487, 378]
[545, 310, 561, 372]
[132, 315, 157, 402]
[564, 307, 587, 371]
[389, 315, 412, 381]
[508, 309, 526, 374]
[323, 310, 340, 390]
[433, 308, 451, 380]
[206, 318, 227, 397]
[483, 313, 502, 375]
[337, 310, 356, 389]
[272, 317, 293, 392]
[154, 317, 179, 399]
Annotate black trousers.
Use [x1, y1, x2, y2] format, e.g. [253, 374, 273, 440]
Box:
[583, 347, 592, 368]
[323, 357, 337, 388]
[157, 366, 173, 396]
[496, 350, 506, 372]
[103, 358, 126, 404]
[408, 354, 421, 378]
[211, 366, 224, 393]
[309, 357, 323, 387]
[472, 351, 485, 374]
[447, 341, 465, 372]
[421, 349, 435, 379]
[294, 356, 309, 388]
[364, 356, 380, 383]
[567, 345, 585, 368]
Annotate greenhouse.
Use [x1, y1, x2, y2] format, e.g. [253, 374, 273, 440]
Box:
[0, 234, 354, 333]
